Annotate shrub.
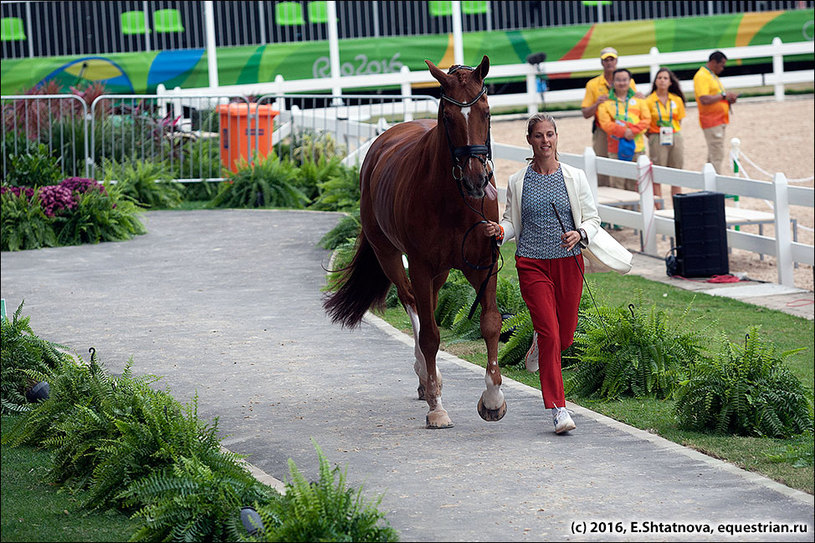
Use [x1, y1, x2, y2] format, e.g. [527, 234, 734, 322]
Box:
[675, 326, 813, 438]
[319, 209, 361, 251]
[296, 154, 343, 202]
[310, 163, 361, 212]
[52, 183, 146, 246]
[565, 298, 706, 400]
[251, 442, 398, 542]
[0, 187, 57, 251]
[209, 153, 309, 209]
[103, 157, 183, 209]
[0, 301, 71, 414]
[4, 143, 63, 187]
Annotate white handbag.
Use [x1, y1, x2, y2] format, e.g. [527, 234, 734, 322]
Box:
[582, 228, 633, 274]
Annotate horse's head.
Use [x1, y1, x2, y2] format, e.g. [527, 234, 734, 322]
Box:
[426, 56, 493, 199]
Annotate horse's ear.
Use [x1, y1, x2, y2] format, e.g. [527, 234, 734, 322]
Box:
[426, 59, 450, 86]
[474, 55, 490, 82]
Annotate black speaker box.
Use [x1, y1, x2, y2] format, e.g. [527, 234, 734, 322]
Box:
[673, 191, 729, 277]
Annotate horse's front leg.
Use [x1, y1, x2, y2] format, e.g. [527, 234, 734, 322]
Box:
[466, 270, 507, 422]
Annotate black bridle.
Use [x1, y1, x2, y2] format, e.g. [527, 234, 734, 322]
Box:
[439, 74, 493, 191]
[438, 68, 501, 319]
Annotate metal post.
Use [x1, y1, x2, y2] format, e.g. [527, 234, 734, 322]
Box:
[204, 1, 218, 88]
[773, 172, 793, 286]
[452, 1, 464, 65]
[328, 1, 342, 98]
[143, 1, 151, 52]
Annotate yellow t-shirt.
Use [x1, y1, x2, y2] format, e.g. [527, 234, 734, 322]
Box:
[645, 92, 686, 133]
[582, 74, 638, 127]
[693, 66, 729, 129]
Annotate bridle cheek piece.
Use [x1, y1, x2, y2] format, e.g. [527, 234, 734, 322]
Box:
[440, 84, 493, 188]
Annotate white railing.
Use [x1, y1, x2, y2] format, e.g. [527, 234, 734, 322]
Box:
[492, 142, 814, 288]
[158, 37, 815, 114]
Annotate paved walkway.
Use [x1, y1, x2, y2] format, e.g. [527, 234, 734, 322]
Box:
[1, 210, 812, 542]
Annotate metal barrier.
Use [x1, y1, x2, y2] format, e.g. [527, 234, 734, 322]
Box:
[89, 93, 247, 182]
[1, 93, 90, 179]
[2, 92, 437, 184]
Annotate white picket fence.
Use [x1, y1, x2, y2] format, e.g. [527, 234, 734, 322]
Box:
[492, 142, 813, 287]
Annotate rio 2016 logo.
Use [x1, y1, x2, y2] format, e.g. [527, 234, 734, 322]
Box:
[312, 53, 404, 78]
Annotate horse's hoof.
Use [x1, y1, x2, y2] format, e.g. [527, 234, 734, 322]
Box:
[417, 384, 425, 401]
[477, 397, 507, 422]
[426, 410, 454, 429]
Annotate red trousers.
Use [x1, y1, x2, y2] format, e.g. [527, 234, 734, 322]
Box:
[516, 255, 584, 409]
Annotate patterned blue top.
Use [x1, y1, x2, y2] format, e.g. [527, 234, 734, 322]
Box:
[516, 165, 580, 260]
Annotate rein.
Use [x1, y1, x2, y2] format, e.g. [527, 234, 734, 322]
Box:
[437, 70, 501, 319]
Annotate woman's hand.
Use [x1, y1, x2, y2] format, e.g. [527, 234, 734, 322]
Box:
[483, 221, 502, 238]
[561, 230, 582, 251]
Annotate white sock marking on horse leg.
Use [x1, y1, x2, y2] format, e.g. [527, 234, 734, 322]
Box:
[406, 306, 427, 380]
[482, 360, 505, 410]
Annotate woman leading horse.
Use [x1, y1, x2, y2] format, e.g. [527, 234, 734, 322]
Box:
[323, 56, 506, 429]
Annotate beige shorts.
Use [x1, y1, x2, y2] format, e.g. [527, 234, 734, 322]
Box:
[647, 131, 684, 169]
[593, 125, 611, 187]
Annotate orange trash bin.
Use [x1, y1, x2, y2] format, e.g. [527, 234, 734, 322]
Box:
[217, 103, 280, 173]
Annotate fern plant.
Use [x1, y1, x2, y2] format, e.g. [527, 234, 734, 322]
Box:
[123, 452, 279, 542]
[310, 163, 361, 212]
[0, 188, 58, 251]
[52, 183, 146, 246]
[319, 209, 361, 251]
[0, 300, 71, 414]
[210, 152, 308, 209]
[565, 296, 706, 400]
[675, 326, 813, 438]
[103, 157, 183, 209]
[296, 154, 343, 201]
[251, 442, 398, 542]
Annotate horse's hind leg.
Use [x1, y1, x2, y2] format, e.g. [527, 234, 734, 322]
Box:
[407, 269, 447, 401]
[408, 264, 452, 429]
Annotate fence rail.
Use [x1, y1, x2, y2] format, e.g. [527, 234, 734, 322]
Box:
[493, 142, 813, 287]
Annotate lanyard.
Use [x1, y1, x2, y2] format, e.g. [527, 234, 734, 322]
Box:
[703, 66, 724, 94]
[657, 96, 673, 126]
[614, 95, 630, 121]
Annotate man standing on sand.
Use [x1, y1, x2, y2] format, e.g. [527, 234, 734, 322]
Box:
[693, 50, 739, 174]
[581, 47, 639, 187]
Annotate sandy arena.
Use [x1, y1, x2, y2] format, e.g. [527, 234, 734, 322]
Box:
[490, 97, 814, 291]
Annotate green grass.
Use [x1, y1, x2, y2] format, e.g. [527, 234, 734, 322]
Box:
[377, 241, 814, 494]
[1, 416, 139, 542]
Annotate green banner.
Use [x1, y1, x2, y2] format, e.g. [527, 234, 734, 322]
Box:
[2, 10, 811, 95]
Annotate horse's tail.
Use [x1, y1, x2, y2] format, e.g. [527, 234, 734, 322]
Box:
[323, 232, 391, 328]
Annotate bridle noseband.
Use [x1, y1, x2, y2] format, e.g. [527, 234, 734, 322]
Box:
[439, 70, 493, 187]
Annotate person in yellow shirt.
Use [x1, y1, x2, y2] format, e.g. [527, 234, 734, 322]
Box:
[596, 68, 650, 192]
[581, 47, 639, 187]
[646, 67, 686, 206]
[693, 50, 739, 174]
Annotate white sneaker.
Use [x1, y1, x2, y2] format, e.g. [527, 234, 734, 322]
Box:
[525, 331, 539, 372]
[552, 407, 576, 434]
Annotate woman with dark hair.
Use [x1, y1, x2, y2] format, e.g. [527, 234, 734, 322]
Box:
[645, 67, 687, 204]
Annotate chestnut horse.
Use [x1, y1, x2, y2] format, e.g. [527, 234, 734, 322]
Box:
[323, 56, 506, 429]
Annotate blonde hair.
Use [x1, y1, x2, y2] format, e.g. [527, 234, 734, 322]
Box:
[526, 113, 557, 137]
[526, 113, 559, 161]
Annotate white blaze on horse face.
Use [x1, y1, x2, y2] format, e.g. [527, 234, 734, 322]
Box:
[482, 362, 505, 410]
[460, 106, 471, 144]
